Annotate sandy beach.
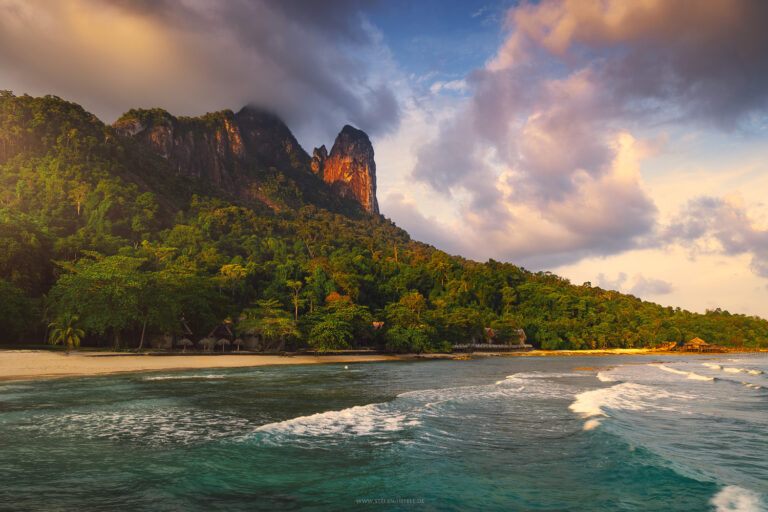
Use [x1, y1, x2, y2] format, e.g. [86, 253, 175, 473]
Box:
[1, 347, 756, 383]
[0, 350, 403, 383]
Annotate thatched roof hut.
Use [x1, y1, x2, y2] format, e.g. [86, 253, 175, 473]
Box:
[177, 338, 193, 352]
[198, 337, 215, 351]
[208, 321, 234, 340]
[680, 337, 721, 352]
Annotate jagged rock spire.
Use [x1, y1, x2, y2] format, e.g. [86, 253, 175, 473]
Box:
[316, 125, 379, 214]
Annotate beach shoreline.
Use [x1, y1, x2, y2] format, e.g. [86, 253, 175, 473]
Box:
[0, 350, 404, 383]
[1, 348, 763, 383]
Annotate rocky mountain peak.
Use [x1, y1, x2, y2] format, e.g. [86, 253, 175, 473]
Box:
[316, 125, 379, 214]
[311, 145, 327, 175]
[112, 106, 310, 198]
[113, 106, 379, 215]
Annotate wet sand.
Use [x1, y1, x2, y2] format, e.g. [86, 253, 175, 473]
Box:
[0, 350, 403, 383]
[2, 347, 756, 383]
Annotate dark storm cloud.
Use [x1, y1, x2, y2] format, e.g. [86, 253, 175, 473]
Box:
[0, 0, 398, 144]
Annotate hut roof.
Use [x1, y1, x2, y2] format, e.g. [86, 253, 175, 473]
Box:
[208, 323, 234, 338]
[685, 337, 708, 347]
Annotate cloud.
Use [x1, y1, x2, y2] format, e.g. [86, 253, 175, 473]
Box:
[662, 193, 768, 279]
[381, 192, 464, 255]
[500, 0, 768, 128]
[629, 275, 674, 297]
[596, 272, 627, 291]
[596, 272, 673, 297]
[0, 0, 399, 144]
[429, 79, 468, 95]
[408, 0, 768, 268]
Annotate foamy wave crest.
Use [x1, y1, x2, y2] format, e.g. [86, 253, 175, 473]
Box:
[723, 367, 763, 375]
[702, 363, 763, 376]
[596, 372, 616, 382]
[254, 403, 420, 441]
[656, 364, 714, 381]
[742, 381, 763, 390]
[144, 374, 225, 381]
[570, 383, 689, 430]
[710, 485, 766, 512]
[582, 418, 602, 431]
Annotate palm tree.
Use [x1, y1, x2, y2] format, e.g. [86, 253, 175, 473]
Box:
[48, 314, 85, 354]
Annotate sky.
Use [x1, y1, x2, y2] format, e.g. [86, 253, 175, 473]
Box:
[2, 0, 768, 317]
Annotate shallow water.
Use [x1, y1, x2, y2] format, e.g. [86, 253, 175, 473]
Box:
[0, 354, 766, 511]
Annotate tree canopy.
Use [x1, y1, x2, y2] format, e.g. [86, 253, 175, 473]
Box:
[1, 92, 767, 351]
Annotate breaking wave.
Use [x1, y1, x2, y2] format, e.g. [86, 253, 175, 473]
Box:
[254, 403, 420, 442]
[710, 485, 766, 512]
[570, 382, 692, 430]
[656, 364, 714, 381]
[596, 372, 616, 382]
[702, 363, 763, 376]
[143, 374, 226, 381]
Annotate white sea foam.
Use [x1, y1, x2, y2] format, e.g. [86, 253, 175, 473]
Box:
[570, 382, 691, 431]
[143, 374, 225, 381]
[702, 363, 762, 376]
[656, 364, 714, 381]
[254, 403, 420, 439]
[582, 418, 602, 431]
[596, 372, 616, 382]
[741, 381, 763, 390]
[723, 367, 763, 375]
[710, 485, 766, 512]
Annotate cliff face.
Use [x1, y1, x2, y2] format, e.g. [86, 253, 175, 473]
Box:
[113, 108, 378, 214]
[315, 125, 379, 214]
[112, 106, 311, 197]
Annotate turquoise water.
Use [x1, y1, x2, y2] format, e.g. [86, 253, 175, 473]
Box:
[0, 354, 766, 511]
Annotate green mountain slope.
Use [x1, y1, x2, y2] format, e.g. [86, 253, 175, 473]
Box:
[1, 91, 766, 351]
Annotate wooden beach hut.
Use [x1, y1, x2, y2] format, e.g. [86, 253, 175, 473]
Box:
[207, 320, 234, 341]
[680, 337, 722, 352]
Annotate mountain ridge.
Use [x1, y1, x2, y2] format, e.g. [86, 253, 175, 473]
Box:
[1, 90, 766, 352]
[113, 105, 378, 214]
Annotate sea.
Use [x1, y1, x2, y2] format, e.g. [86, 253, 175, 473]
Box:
[0, 354, 766, 511]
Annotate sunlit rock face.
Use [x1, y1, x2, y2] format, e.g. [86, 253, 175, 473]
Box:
[310, 145, 327, 175]
[318, 125, 379, 214]
[112, 106, 310, 196]
[114, 109, 378, 214]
